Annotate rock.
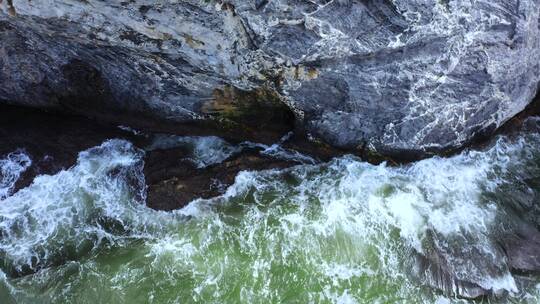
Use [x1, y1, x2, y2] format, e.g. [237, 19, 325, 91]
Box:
[0, 8, 295, 145]
[501, 222, 540, 273]
[408, 141, 540, 300]
[1, 0, 538, 159]
[413, 250, 490, 299]
[144, 147, 299, 211]
[0, 104, 300, 211]
[495, 95, 540, 138]
[410, 219, 540, 299]
[0, 104, 143, 193]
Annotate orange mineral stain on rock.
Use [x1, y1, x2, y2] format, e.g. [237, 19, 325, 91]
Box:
[182, 33, 205, 49]
[287, 66, 319, 82]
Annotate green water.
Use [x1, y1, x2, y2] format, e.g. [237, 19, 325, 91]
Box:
[1, 131, 540, 303]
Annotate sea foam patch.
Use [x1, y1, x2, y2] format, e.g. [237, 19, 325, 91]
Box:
[0, 150, 31, 200]
[0, 140, 179, 276]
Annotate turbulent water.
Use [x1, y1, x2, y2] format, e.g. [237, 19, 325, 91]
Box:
[146, 132, 317, 167]
[0, 150, 31, 200]
[1, 126, 540, 303]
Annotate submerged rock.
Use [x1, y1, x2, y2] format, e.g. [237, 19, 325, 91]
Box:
[412, 221, 540, 299]
[144, 147, 300, 211]
[0, 104, 301, 211]
[0, 105, 141, 193]
[0, 0, 539, 159]
[413, 251, 489, 299]
[3, 104, 540, 299]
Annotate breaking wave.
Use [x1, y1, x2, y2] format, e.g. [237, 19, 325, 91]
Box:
[0, 150, 31, 200]
[0, 130, 540, 303]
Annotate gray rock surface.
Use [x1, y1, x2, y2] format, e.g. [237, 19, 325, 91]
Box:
[1, 0, 539, 158]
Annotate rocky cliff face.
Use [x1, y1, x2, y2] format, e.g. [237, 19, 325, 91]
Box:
[1, 0, 539, 159]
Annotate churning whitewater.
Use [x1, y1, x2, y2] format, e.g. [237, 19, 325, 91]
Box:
[1, 125, 540, 303]
[0, 150, 31, 200]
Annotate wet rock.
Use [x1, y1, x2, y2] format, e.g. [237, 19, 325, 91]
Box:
[411, 228, 512, 299]
[0, 1, 538, 159]
[413, 222, 540, 299]
[413, 251, 489, 299]
[501, 223, 540, 273]
[411, 173, 540, 300]
[0, 104, 301, 207]
[0, 105, 144, 193]
[144, 147, 299, 211]
[495, 96, 540, 138]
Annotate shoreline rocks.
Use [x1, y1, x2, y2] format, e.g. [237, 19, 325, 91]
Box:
[0, 105, 140, 192]
[0, 104, 301, 210]
[3, 104, 540, 299]
[144, 146, 300, 211]
[0, 1, 539, 159]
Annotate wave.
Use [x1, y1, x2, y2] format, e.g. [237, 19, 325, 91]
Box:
[0, 131, 539, 302]
[0, 150, 31, 200]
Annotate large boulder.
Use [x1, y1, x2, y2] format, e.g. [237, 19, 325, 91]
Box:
[1, 0, 539, 158]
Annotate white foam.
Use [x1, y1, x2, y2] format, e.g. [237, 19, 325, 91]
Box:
[0, 150, 31, 200]
[199, 134, 540, 296]
[241, 132, 317, 164]
[1, 133, 539, 302]
[0, 140, 177, 273]
[117, 125, 144, 136]
[147, 134, 241, 168]
[258, 142, 317, 164]
[147, 133, 317, 168]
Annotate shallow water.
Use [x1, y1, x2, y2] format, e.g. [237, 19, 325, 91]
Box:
[1, 128, 540, 303]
